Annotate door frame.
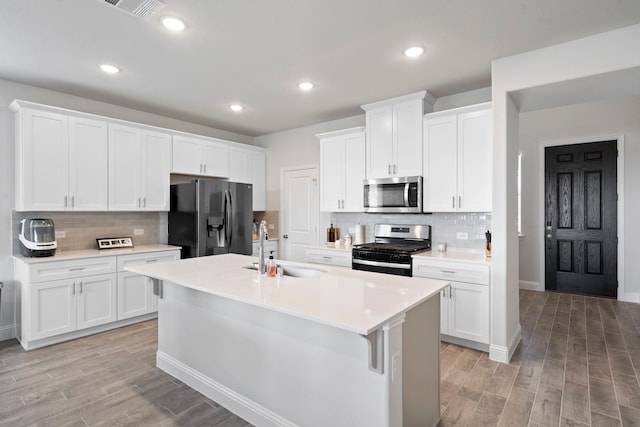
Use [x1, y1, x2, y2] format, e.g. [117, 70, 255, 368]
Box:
[537, 134, 625, 300]
[279, 165, 320, 261]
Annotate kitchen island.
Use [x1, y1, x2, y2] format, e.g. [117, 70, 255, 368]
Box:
[126, 253, 448, 427]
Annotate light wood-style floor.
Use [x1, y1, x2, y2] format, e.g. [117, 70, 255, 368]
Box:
[1, 290, 639, 426]
[440, 290, 640, 427]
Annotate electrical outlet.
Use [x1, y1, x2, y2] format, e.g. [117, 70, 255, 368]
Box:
[456, 232, 468, 240]
[268, 223, 275, 230]
[391, 352, 401, 382]
[134, 229, 144, 235]
[55, 230, 66, 238]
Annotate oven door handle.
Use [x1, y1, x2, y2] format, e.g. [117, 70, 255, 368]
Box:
[352, 259, 411, 269]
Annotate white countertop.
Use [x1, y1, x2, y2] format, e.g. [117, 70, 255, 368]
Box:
[13, 244, 181, 264]
[413, 250, 491, 265]
[125, 253, 449, 335]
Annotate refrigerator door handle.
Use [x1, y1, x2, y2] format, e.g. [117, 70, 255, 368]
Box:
[226, 190, 233, 250]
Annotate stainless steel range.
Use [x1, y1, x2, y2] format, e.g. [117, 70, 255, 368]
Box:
[352, 224, 431, 276]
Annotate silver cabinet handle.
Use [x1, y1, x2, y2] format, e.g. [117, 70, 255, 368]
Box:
[452, 196, 455, 209]
[71, 282, 75, 295]
[146, 259, 158, 263]
[143, 198, 147, 208]
[441, 270, 456, 274]
[78, 281, 83, 294]
[323, 256, 332, 260]
[204, 164, 207, 173]
[393, 164, 397, 174]
[200, 164, 203, 173]
[64, 195, 68, 208]
[388, 164, 391, 175]
[338, 199, 341, 209]
[71, 195, 75, 208]
[459, 196, 461, 209]
[69, 267, 85, 271]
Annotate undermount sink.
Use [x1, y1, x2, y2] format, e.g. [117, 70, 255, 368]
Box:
[244, 263, 326, 278]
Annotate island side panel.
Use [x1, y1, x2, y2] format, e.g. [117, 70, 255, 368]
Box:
[403, 294, 441, 427]
[156, 281, 399, 427]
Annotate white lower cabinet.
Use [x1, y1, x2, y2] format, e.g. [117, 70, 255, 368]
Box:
[306, 247, 352, 267]
[251, 240, 278, 259]
[413, 257, 490, 348]
[116, 250, 180, 320]
[28, 273, 117, 341]
[14, 248, 180, 350]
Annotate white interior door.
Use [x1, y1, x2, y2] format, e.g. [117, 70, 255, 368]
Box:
[281, 167, 318, 262]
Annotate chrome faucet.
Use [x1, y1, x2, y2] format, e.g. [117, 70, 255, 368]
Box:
[258, 220, 269, 274]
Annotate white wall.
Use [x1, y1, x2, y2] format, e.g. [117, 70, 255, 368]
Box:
[0, 77, 253, 340]
[492, 23, 640, 362]
[519, 94, 640, 300]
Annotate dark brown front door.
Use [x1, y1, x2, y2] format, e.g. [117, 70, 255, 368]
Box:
[545, 141, 617, 297]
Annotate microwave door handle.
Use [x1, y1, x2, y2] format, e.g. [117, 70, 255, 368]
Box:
[404, 183, 410, 207]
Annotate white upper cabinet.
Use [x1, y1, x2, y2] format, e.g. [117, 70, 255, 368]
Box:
[172, 134, 229, 178]
[229, 145, 267, 211]
[12, 102, 108, 211]
[423, 102, 492, 213]
[362, 91, 434, 179]
[109, 123, 171, 211]
[318, 127, 365, 212]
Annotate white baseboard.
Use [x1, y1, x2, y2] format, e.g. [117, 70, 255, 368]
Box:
[156, 351, 296, 427]
[621, 293, 640, 303]
[0, 324, 16, 342]
[489, 324, 522, 363]
[519, 280, 542, 291]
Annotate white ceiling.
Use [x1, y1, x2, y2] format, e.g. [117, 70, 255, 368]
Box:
[1, 0, 639, 137]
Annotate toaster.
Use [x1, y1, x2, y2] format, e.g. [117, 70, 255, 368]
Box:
[19, 218, 57, 257]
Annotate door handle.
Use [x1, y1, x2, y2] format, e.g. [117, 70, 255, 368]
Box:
[283, 234, 289, 239]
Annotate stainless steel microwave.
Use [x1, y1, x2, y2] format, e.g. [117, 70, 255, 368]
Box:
[363, 176, 422, 213]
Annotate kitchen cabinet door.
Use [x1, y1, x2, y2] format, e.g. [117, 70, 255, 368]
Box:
[29, 279, 77, 341]
[76, 273, 117, 330]
[319, 137, 345, 211]
[17, 108, 69, 211]
[423, 115, 458, 212]
[250, 149, 267, 211]
[457, 109, 492, 212]
[172, 135, 204, 175]
[366, 106, 394, 178]
[117, 272, 157, 320]
[202, 139, 229, 178]
[447, 281, 490, 344]
[68, 116, 108, 211]
[229, 146, 251, 183]
[342, 132, 366, 211]
[140, 130, 171, 211]
[393, 99, 423, 177]
[108, 124, 141, 210]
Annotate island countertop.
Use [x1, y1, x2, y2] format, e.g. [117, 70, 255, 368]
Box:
[125, 253, 449, 335]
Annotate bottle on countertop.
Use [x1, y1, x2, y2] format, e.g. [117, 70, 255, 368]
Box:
[252, 219, 258, 240]
[266, 255, 277, 277]
[327, 223, 335, 243]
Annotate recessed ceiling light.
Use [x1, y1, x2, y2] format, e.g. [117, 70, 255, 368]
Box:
[230, 104, 244, 112]
[160, 16, 186, 32]
[298, 82, 315, 91]
[98, 64, 121, 74]
[403, 46, 425, 57]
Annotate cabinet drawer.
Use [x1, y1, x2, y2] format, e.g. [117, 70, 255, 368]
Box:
[306, 248, 351, 267]
[413, 259, 490, 285]
[29, 257, 117, 283]
[117, 250, 180, 271]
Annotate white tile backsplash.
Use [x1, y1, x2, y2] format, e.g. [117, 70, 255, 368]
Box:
[330, 212, 492, 253]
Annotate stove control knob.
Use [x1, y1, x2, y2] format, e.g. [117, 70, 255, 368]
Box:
[390, 254, 400, 263]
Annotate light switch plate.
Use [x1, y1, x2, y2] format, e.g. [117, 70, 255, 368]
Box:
[456, 232, 469, 240]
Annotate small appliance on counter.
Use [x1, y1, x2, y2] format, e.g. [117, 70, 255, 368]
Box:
[18, 218, 57, 257]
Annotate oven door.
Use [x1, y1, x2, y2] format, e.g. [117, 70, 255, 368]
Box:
[363, 176, 422, 213]
[352, 250, 413, 276]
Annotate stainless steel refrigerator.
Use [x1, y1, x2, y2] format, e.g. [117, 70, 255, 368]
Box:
[168, 179, 253, 258]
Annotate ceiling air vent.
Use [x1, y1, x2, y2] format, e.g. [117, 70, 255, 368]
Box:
[99, 0, 166, 21]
